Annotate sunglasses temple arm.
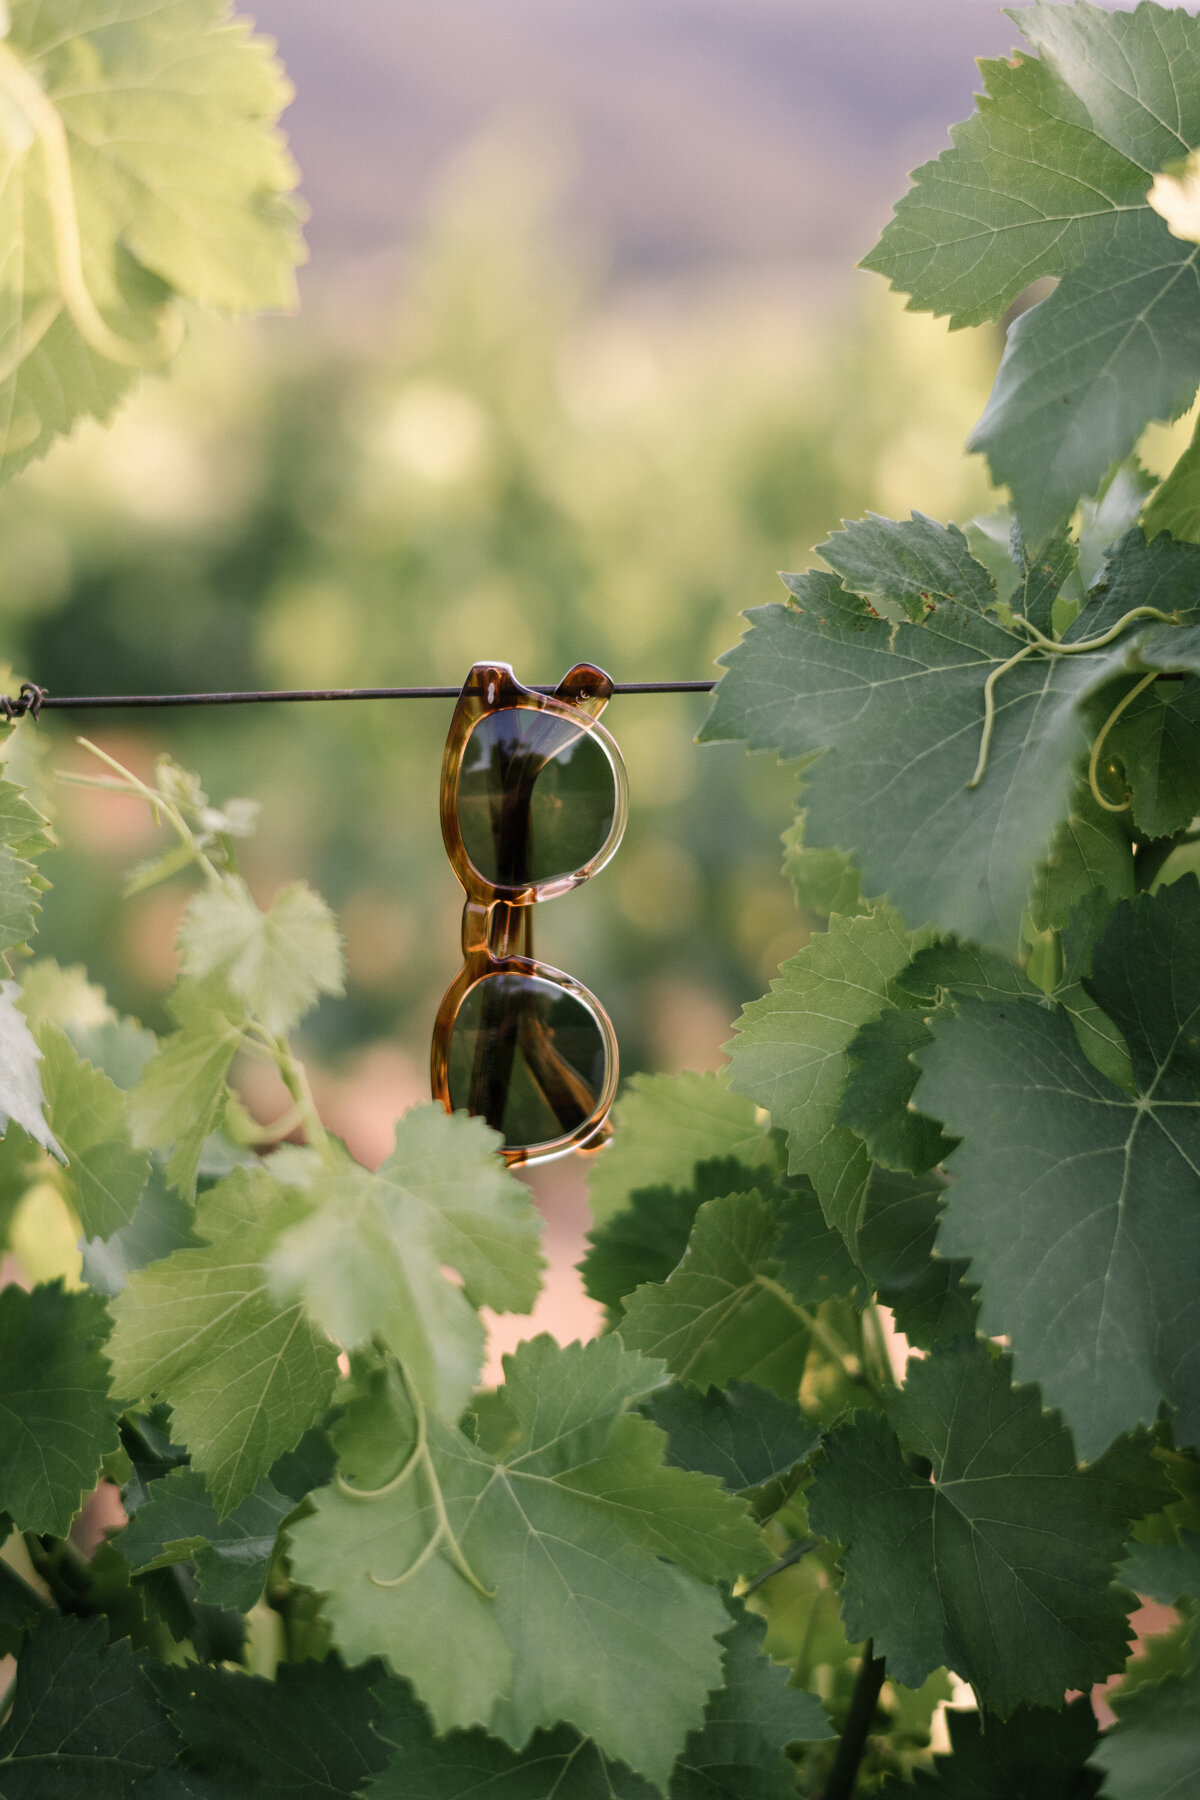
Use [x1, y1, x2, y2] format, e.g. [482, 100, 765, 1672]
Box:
[516, 1002, 602, 1132]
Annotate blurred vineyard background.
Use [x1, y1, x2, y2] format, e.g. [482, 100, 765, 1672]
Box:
[0, 0, 1015, 1338]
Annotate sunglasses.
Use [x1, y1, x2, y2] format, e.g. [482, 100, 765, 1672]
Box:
[431, 662, 628, 1164]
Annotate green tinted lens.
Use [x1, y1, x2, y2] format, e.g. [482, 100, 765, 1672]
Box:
[447, 972, 608, 1151]
[458, 709, 617, 888]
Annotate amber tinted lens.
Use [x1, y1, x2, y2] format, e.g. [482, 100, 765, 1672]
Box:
[447, 972, 608, 1151]
[457, 709, 617, 888]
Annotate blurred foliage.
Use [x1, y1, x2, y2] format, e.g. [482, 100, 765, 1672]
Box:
[0, 132, 999, 1108]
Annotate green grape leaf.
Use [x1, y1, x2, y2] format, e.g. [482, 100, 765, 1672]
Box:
[149, 1656, 392, 1799]
[724, 903, 918, 1243]
[1029, 779, 1134, 934]
[863, 3, 1200, 541]
[817, 511, 995, 624]
[0, 847, 42, 955]
[1144, 418, 1200, 544]
[856, 1166, 977, 1351]
[909, 1698, 1101, 1798]
[1101, 673, 1200, 838]
[1090, 1658, 1200, 1800]
[581, 1155, 771, 1316]
[129, 981, 243, 1199]
[0, 979, 61, 1156]
[1119, 1529, 1200, 1606]
[369, 1604, 830, 1799]
[36, 1022, 149, 1236]
[838, 1008, 954, 1175]
[0, 1545, 49, 1656]
[0, 1612, 177, 1797]
[641, 1380, 820, 1518]
[0, 1281, 120, 1535]
[111, 1464, 293, 1612]
[586, 1071, 775, 1228]
[107, 1165, 339, 1515]
[0, 0, 304, 480]
[701, 533, 1200, 953]
[289, 1335, 765, 1789]
[81, 1165, 198, 1299]
[806, 1341, 1165, 1712]
[177, 878, 344, 1037]
[912, 879, 1200, 1459]
[617, 1191, 813, 1396]
[268, 1107, 542, 1423]
[1013, 529, 1080, 637]
[0, 776, 53, 864]
[781, 814, 864, 919]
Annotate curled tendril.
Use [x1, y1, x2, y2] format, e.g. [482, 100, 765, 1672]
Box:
[335, 1357, 495, 1600]
[967, 606, 1180, 792]
[1088, 669, 1159, 814]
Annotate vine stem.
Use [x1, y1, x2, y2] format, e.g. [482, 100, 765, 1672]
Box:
[821, 1642, 887, 1800]
[0, 43, 182, 369]
[67, 739, 223, 888]
[751, 1275, 874, 1393]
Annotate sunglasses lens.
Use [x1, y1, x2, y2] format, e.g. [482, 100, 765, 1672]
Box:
[458, 710, 619, 889]
[447, 971, 609, 1152]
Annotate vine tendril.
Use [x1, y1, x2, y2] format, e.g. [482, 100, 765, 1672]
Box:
[1088, 669, 1159, 814]
[968, 606, 1180, 791]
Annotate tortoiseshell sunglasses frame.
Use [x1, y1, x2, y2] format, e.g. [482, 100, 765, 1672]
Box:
[430, 661, 627, 1165]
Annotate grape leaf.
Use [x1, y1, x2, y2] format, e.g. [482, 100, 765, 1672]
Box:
[106, 1165, 339, 1515]
[1144, 418, 1200, 544]
[581, 1155, 766, 1317]
[1090, 1658, 1200, 1800]
[368, 1605, 830, 1799]
[617, 1192, 814, 1396]
[908, 1698, 1101, 1798]
[1029, 779, 1134, 934]
[724, 904, 917, 1243]
[35, 1022, 149, 1236]
[781, 814, 864, 918]
[149, 1657, 392, 1799]
[177, 878, 344, 1037]
[839, 1008, 954, 1175]
[288, 1334, 765, 1789]
[0, 979, 61, 1156]
[863, 3, 1200, 541]
[1118, 1530, 1200, 1607]
[586, 1071, 775, 1228]
[1101, 672, 1200, 838]
[701, 533, 1200, 953]
[111, 1464, 293, 1612]
[817, 511, 995, 624]
[81, 1165, 198, 1299]
[912, 878, 1200, 1459]
[806, 1341, 1165, 1712]
[0, 1542, 49, 1656]
[641, 1380, 820, 1518]
[856, 1166, 977, 1351]
[0, 847, 41, 954]
[129, 981, 244, 1200]
[0, 775, 54, 864]
[267, 1106, 542, 1423]
[0, 1612, 177, 1798]
[0, 1281, 121, 1535]
[0, 0, 304, 481]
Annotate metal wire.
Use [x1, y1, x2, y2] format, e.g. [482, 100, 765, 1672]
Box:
[0, 678, 718, 719]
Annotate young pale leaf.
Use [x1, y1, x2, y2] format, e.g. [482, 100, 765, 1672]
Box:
[725, 902, 917, 1243]
[586, 1071, 775, 1228]
[268, 1106, 542, 1422]
[0, 1612, 178, 1798]
[908, 1698, 1101, 1798]
[0, 1281, 121, 1536]
[806, 1341, 1166, 1713]
[863, 3, 1200, 540]
[0, 0, 304, 481]
[177, 877, 344, 1037]
[81, 1165, 198, 1299]
[368, 1605, 830, 1799]
[106, 1165, 339, 1516]
[817, 511, 995, 623]
[1089, 1657, 1200, 1800]
[129, 981, 243, 1199]
[289, 1335, 765, 1790]
[913, 878, 1200, 1460]
[35, 1022, 149, 1236]
[703, 533, 1200, 953]
[642, 1380, 820, 1518]
[0, 979, 61, 1156]
[150, 1657, 392, 1799]
[111, 1464, 294, 1612]
[618, 1192, 813, 1397]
